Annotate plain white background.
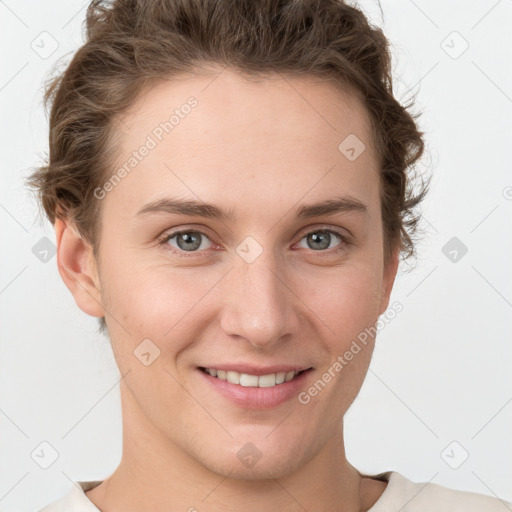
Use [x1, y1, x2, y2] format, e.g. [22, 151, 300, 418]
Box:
[1, 0, 511, 510]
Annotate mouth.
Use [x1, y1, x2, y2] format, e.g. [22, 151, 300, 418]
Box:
[197, 365, 315, 409]
[198, 366, 313, 388]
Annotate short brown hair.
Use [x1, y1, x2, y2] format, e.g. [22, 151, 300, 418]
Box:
[26, 0, 429, 334]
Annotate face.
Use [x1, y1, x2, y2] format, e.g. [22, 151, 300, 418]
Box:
[60, 68, 398, 480]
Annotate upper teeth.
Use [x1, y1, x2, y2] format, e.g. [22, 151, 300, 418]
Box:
[204, 368, 301, 387]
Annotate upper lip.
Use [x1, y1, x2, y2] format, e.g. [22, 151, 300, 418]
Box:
[198, 364, 313, 376]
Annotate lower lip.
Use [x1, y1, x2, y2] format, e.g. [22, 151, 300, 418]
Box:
[197, 368, 313, 410]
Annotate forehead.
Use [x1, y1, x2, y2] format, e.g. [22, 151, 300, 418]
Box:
[104, 68, 380, 218]
[119, 68, 375, 152]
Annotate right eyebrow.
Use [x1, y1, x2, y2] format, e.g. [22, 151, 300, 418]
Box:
[135, 198, 237, 223]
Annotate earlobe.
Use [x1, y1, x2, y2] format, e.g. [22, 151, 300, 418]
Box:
[54, 217, 105, 318]
[379, 248, 400, 315]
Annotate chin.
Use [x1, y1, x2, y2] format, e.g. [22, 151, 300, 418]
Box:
[191, 431, 309, 482]
[205, 451, 301, 482]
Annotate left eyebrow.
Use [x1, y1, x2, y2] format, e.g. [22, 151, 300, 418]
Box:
[134, 195, 367, 221]
[295, 196, 367, 219]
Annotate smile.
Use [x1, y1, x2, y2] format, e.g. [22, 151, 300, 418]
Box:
[199, 367, 310, 388]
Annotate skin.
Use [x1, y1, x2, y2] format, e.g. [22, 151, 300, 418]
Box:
[55, 67, 399, 511]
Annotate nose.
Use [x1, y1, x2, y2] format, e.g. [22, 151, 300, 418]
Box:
[218, 247, 301, 349]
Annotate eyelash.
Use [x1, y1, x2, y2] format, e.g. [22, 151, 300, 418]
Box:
[157, 226, 350, 258]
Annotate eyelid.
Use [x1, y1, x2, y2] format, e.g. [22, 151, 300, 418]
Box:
[295, 223, 350, 241]
[157, 223, 219, 243]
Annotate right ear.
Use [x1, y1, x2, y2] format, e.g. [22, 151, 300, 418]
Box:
[54, 217, 105, 318]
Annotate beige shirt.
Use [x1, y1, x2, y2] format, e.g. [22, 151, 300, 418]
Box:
[38, 471, 511, 511]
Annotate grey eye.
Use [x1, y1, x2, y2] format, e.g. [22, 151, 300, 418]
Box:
[298, 230, 343, 251]
[167, 231, 212, 252]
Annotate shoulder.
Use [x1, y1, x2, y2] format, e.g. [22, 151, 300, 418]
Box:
[367, 471, 512, 512]
[36, 481, 103, 512]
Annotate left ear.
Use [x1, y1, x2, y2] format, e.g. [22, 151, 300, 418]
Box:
[379, 247, 400, 315]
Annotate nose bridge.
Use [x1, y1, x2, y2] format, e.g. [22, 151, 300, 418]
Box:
[219, 240, 297, 347]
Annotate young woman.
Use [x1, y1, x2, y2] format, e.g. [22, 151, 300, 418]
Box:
[29, 0, 511, 510]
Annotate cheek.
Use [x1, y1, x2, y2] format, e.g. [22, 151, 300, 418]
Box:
[300, 261, 383, 338]
[102, 259, 220, 352]
[304, 266, 384, 399]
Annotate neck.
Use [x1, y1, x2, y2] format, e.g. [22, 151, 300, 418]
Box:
[86, 382, 378, 512]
